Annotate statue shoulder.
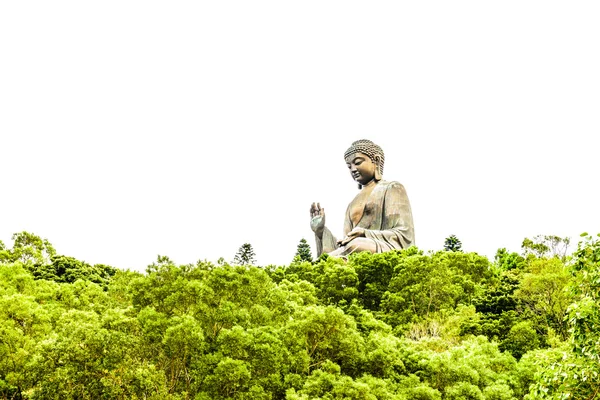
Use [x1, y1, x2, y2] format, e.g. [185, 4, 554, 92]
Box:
[379, 180, 409, 197]
[379, 180, 406, 190]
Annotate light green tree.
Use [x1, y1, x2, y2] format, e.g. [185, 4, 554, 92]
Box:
[0, 231, 56, 265]
[521, 234, 570, 260]
[531, 233, 600, 399]
[514, 257, 572, 339]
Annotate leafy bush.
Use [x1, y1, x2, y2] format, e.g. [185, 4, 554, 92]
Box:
[2, 233, 595, 399]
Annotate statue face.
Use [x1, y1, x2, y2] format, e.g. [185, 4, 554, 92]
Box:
[345, 152, 378, 186]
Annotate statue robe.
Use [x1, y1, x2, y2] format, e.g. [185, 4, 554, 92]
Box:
[316, 180, 414, 256]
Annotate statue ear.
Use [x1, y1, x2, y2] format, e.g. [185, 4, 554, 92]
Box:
[374, 156, 382, 181]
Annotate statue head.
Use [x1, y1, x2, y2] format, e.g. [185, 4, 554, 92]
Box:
[344, 139, 385, 188]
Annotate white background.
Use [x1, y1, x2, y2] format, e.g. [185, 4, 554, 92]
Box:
[1, 1, 599, 271]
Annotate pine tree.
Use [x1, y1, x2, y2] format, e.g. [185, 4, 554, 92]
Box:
[233, 243, 256, 265]
[444, 234, 463, 252]
[294, 238, 313, 263]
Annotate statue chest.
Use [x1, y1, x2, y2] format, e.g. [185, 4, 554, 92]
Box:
[349, 186, 378, 227]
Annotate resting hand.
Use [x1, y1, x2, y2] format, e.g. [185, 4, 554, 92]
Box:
[310, 202, 326, 237]
[337, 227, 366, 247]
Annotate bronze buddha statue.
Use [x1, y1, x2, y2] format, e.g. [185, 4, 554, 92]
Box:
[310, 139, 414, 257]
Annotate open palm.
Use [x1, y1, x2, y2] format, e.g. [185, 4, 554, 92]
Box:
[310, 202, 325, 237]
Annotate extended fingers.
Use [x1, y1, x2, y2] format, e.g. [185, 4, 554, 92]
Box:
[310, 202, 318, 217]
[310, 202, 325, 218]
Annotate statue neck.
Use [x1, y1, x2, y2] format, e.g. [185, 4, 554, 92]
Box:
[360, 179, 378, 190]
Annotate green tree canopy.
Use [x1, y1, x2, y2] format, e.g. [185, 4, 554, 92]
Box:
[1, 231, 594, 399]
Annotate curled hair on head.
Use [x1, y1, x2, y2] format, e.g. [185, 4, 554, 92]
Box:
[344, 139, 385, 175]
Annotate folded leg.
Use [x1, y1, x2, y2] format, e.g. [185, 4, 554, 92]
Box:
[329, 237, 378, 257]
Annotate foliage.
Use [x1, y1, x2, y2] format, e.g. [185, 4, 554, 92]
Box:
[513, 258, 572, 340]
[32, 255, 117, 288]
[494, 248, 526, 272]
[379, 250, 491, 330]
[530, 233, 600, 399]
[233, 243, 257, 265]
[444, 235, 463, 252]
[1, 231, 597, 399]
[0, 231, 56, 266]
[0, 232, 116, 288]
[521, 235, 571, 261]
[294, 238, 313, 263]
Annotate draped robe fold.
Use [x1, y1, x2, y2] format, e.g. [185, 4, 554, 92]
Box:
[316, 180, 414, 256]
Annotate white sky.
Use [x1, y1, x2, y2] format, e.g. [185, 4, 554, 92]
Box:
[1, 1, 599, 271]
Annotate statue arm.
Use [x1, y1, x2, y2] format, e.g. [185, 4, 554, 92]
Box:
[363, 182, 414, 249]
[311, 202, 339, 257]
[315, 227, 338, 257]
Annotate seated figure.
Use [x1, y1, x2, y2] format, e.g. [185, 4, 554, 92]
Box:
[310, 139, 414, 257]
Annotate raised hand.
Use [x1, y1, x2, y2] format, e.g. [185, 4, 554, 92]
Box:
[310, 202, 326, 238]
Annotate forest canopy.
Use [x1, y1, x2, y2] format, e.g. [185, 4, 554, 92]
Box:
[1, 232, 598, 400]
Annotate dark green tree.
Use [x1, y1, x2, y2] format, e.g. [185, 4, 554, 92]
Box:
[233, 243, 256, 265]
[443, 235, 462, 252]
[294, 238, 313, 263]
[32, 255, 116, 288]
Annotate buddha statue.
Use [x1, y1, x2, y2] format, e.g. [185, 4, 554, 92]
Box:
[310, 139, 414, 257]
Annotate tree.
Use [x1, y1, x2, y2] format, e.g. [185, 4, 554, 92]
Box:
[494, 248, 526, 271]
[444, 235, 462, 252]
[530, 233, 600, 399]
[380, 251, 490, 328]
[351, 250, 415, 311]
[0, 231, 56, 265]
[233, 243, 257, 265]
[499, 321, 540, 359]
[2, 235, 550, 399]
[521, 235, 571, 260]
[513, 257, 572, 340]
[294, 239, 313, 263]
[32, 255, 116, 288]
